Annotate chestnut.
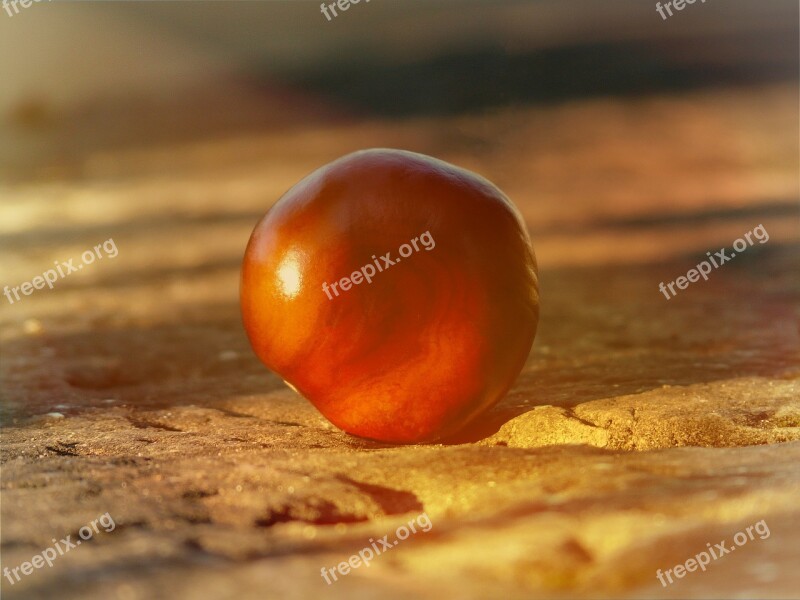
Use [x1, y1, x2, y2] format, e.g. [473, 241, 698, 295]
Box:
[241, 148, 538, 443]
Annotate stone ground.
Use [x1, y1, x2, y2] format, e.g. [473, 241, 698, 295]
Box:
[1, 82, 799, 600]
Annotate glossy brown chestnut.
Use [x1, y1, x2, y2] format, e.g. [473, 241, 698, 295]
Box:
[241, 148, 538, 443]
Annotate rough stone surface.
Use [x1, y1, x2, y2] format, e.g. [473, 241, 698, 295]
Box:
[1, 83, 799, 599]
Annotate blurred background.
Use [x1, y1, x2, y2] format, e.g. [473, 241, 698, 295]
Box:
[1, 0, 798, 269]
